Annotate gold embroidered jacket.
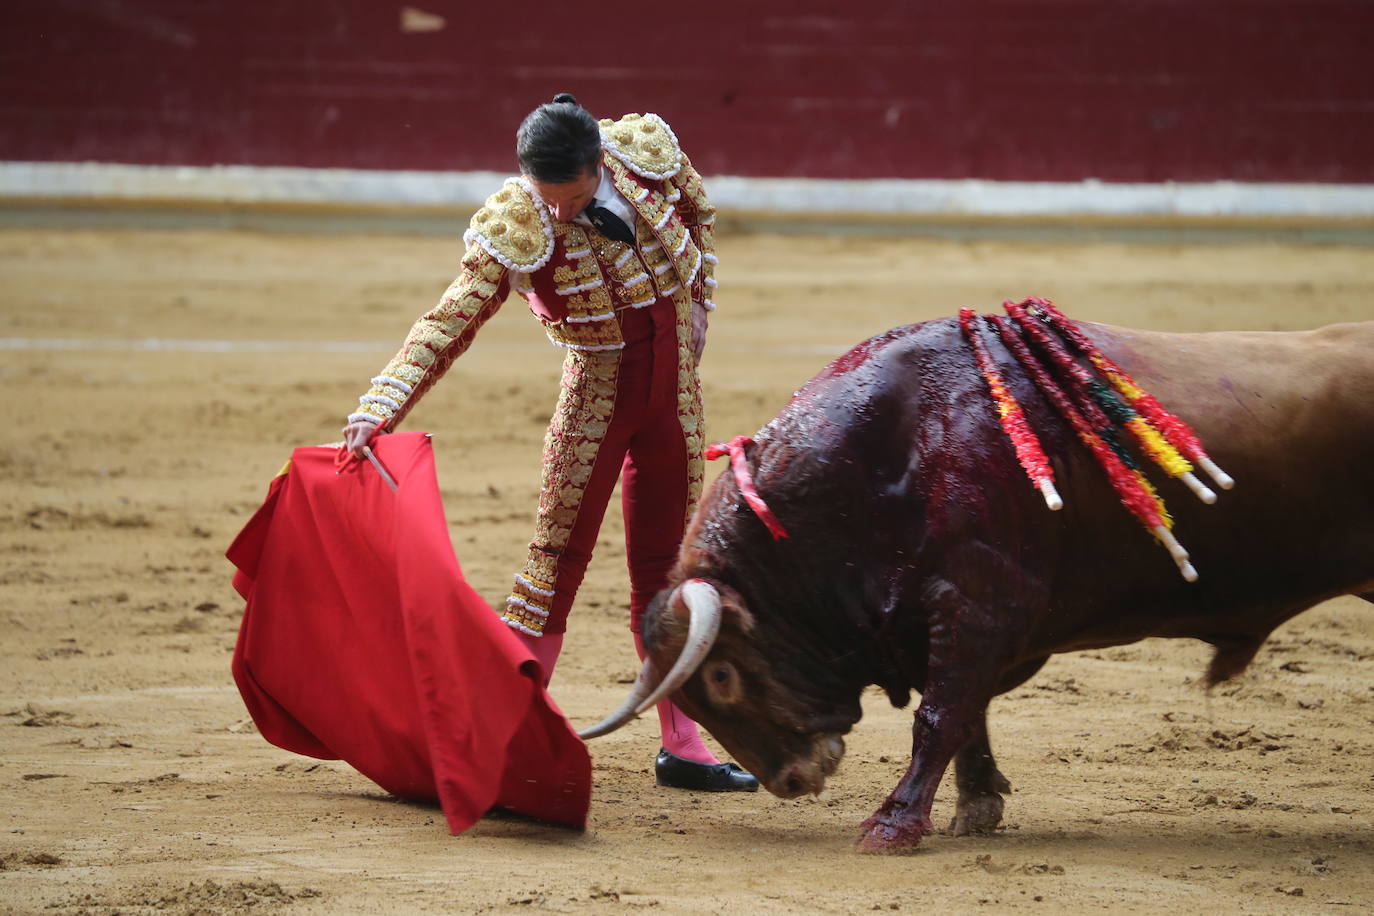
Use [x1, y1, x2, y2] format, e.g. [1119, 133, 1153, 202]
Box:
[349, 113, 718, 430]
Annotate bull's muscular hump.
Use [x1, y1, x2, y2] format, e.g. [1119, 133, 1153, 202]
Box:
[639, 317, 1374, 853]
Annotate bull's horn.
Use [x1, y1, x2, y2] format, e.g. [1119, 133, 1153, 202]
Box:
[576, 579, 723, 740]
[575, 656, 658, 740]
[632, 579, 722, 715]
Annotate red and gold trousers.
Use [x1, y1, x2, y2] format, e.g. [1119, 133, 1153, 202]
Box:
[500, 294, 704, 636]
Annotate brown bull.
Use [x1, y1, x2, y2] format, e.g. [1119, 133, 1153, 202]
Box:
[581, 316, 1374, 852]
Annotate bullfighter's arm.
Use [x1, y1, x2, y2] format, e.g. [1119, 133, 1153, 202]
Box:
[346, 242, 511, 435]
[668, 152, 718, 311]
[667, 152, 716, 361]
[345, 179, 556, 445]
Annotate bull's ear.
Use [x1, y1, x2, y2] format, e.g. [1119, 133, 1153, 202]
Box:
[657, 577, 755, 641]
[697, 580, 755, 635]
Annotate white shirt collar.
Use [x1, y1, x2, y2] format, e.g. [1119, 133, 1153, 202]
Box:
[574, 166, 637, 230]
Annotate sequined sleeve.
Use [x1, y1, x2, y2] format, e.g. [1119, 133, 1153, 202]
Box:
[348, 244, 511, 430]
[668, 153, 718, 310]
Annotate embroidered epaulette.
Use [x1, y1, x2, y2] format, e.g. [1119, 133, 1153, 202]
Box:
[599, 113, 682, 181]
[464, 178, 554, 272]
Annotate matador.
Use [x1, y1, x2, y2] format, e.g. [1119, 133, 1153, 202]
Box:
[342, 95, 757, 792]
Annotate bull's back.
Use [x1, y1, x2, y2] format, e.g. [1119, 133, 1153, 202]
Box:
[743, 317, 1372, 663]
[1059, 321, 1374, 638]
[820, 318, 1374, 639]
[1090, 321, 1374, 461]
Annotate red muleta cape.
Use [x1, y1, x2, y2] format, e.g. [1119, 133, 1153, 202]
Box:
[226, 431, 591, 833]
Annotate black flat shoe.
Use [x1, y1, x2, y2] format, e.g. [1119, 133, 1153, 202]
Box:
[655, 748, 760, 792]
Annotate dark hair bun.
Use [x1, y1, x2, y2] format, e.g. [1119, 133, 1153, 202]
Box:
[551, 92, 578, 106]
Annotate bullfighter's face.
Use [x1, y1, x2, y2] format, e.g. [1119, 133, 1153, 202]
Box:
[527, 168, 599, 223]
[641, 581, 858, 799]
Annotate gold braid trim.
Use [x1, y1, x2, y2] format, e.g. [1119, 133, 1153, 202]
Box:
[599, 113, 682, 181]
[502, 349, 621, 635]
[672, 282, 706, 519]
[669, 154, 717, 304]
[465, 179, 554, 272]
[592, 226, 655, 308]
[659, 158, 710, 510]
[352, 244, 508, 428]
[605, 156, 697, 298]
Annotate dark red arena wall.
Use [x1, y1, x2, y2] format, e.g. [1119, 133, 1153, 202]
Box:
[3, 0, 1372, 183]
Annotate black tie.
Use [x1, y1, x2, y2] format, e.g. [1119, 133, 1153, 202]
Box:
[584, 199, 635, 244]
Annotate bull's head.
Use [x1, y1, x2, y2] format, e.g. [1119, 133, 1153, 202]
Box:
[579, 578, 853, 798]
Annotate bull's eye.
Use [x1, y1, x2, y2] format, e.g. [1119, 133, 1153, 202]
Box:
[704, 662, 741, 706]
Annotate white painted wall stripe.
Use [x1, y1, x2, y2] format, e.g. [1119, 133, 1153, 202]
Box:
[710, 175, 1374, 220]
[3, 161, 1373, 220]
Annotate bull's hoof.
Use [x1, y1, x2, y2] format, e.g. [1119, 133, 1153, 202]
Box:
[948, 792, 1005, 837]
[855, 814, 932, 854]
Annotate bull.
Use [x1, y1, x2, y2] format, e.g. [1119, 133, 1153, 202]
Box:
[581, 316, 1374, 852]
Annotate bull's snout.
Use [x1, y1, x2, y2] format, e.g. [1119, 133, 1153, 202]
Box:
[766, 734, 846, 799]
[777, 764, 821, 798]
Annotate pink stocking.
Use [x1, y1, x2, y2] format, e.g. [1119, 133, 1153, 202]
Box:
[633, 633, 720, 765]
[515, 630, 564, 688]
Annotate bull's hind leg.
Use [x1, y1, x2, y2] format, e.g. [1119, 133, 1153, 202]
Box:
[949, 720, 1011, 837]
[949, 656, 1048, 836]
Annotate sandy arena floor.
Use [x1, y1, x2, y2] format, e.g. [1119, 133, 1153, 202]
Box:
[2, 222, 1373, 913]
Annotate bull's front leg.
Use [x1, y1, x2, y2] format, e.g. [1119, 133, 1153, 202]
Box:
[855, 690, 990, 853]
[856, 575, 1023, 853]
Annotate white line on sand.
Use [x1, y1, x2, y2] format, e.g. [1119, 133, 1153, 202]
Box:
[0, 337, 850, 356]
[0, 337, 392, 353]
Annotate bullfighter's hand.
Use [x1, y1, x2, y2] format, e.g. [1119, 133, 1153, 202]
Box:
[691, 300, 710, 364]
[342, 420, 384, 459]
